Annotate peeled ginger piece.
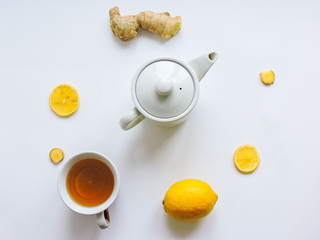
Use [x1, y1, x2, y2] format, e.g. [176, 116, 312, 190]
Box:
[260, 70, 275, 85]
[50, 148, 64, 164]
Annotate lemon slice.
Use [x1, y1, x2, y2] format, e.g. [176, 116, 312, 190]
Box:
[49, 84, 80, 116]
[234, 144, 260, 173]
[50, 148, 64, 164]
[260, 70, 275, 85]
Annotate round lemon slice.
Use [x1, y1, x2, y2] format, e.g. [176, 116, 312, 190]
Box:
[49, 84, 80, 116]
[234, 144, 260, 173]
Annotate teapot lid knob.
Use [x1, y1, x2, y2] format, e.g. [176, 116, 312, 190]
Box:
[155, 77, 173, 96]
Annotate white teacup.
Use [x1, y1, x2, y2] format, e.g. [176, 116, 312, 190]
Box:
[58, 152, 120, 229]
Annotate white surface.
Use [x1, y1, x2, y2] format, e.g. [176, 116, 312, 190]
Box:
[0, 0, 320, 239]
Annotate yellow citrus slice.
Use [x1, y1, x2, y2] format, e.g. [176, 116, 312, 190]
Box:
[260, 70, 275, 85]
[234, 144, 260, 173]
[50, 148, 64, 164]
[49, 84, 80, 116]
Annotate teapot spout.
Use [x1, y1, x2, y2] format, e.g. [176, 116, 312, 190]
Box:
[188, 52, 218, 81]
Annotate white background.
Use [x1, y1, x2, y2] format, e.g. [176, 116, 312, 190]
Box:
[0, 0, 319, 239]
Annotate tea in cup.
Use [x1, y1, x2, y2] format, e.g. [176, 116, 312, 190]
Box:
[58, 152, 120, 229]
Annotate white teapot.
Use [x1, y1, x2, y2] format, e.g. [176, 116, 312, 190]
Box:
[120, 52, 218, 130]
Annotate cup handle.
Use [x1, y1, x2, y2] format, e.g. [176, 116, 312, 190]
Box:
[96, 209, 110, 229]
[120, 107, 145, 130]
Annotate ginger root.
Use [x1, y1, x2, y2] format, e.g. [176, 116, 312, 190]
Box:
[109, 7, 182, 41]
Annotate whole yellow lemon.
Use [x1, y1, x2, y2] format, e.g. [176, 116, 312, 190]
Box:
[163, 179, 218, 221]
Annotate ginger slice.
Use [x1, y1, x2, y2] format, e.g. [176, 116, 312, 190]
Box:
[109, 7, 182, 41]
[260, 70, 275, 85]
[50, 148, 64, 164]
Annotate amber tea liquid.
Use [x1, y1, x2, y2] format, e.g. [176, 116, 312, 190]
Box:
[66, 158, 114, 207]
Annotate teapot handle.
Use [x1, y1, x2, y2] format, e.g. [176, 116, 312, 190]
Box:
[120, 108, 145, 130]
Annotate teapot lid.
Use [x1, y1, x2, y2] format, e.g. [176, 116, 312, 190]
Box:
[133, 59, 198, 120]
